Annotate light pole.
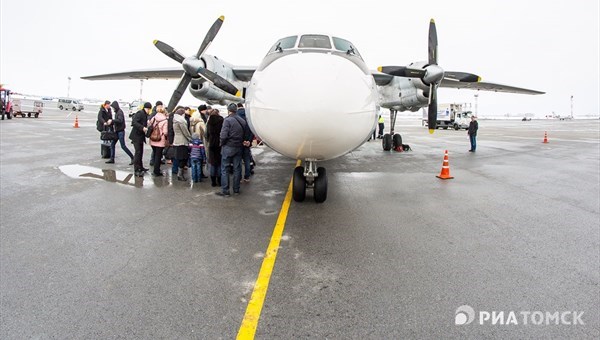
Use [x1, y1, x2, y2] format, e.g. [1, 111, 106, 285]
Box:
[570, 95, 574, 118]
[474, 93, 479, 116]
[139, 79, 144, 102]
[67, 76, 71, 98]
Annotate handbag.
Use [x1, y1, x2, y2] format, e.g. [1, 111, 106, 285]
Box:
[100, 126, 118, 141]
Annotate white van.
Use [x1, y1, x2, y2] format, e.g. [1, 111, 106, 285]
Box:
[57, 98, 84, 111]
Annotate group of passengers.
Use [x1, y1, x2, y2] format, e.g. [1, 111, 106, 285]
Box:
[97, 101, 254, 196]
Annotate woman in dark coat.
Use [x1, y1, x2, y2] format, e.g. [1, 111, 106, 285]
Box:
[205, 108, 224, 187]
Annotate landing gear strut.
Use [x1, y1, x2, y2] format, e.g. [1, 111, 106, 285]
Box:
[382, 109, 403, 151]
[292, 159, 328, 203]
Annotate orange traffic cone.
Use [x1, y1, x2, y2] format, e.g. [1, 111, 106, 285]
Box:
[436, 150, 454, 180]
[542, 131, 548, 143]
[74, 115, 79, 128]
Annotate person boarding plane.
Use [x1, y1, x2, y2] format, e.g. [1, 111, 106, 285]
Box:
[82, 16, 543, 203]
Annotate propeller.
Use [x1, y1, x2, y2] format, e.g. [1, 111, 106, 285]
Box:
[378, 19, 482, 133]
[426, 19, 439, 133]
[153, 16, 239, 112]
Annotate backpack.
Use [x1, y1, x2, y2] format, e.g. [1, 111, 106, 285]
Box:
[96, 119, 103, 132]
[149, 119, 162, 142]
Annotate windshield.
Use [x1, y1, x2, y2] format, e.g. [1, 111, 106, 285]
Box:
[333, 37, 361, 57]
[298, 35, 331, 49]
[269, 36, 297, 53]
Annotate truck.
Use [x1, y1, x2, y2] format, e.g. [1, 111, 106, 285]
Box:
[422, 103, 473, 130]
[0, 86, 12, 120]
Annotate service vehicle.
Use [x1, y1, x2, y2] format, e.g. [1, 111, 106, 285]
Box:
[11, 97, 43, 118]
[423, 103, 473, 130]
[0, 86, 13, 120]
[57, 98, 84, 111]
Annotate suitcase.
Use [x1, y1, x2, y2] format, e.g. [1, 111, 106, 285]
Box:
[101, 141, 111, 159]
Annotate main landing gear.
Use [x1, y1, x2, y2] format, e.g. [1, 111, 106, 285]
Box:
[293, 159, 328, 203]
[382, 109, 403, 151]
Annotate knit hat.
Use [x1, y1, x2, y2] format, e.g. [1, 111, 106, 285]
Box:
[143, 102, 152, 109]
[198, 104, 207, 111]
[155, 100, 163, 106]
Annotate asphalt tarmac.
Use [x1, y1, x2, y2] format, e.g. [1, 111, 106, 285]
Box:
[1, 108, 598, 339]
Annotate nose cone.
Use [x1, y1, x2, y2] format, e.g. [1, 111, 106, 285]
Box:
[246, 53, 377, 161]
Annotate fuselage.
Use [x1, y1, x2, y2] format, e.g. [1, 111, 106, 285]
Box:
[245, 34, 379, 161]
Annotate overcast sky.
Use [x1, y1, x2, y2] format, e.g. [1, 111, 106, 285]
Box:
[1, 0, 598, 117]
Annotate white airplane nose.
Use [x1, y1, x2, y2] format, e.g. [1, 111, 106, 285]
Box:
[246, 52, 378, 161]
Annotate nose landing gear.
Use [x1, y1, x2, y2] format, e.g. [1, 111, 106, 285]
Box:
[382, 108, 403, 151]
[292, 160, 328, 203]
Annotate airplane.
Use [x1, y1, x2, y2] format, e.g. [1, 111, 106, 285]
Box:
[82, 16, 544, 203]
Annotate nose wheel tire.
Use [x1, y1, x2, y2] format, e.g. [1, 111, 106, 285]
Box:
[292, 166, 306, 202]
[392, 134, 402, 149]
[382, 133, 392, 151]
[313, 167, 328, 203]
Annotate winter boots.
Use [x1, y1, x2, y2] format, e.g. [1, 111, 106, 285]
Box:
[177, 168, 187, 181]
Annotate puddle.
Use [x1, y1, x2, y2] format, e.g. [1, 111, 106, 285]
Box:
[258, 209, 278, 216]
[260, 189, 284, 198]
[58, 164, 168, 188]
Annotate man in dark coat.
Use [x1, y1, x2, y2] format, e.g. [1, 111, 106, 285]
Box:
[217, 103, 247, 196]
[236, 103, 255, 182]
[468, 115, 479, 152]
[129, 102, 151, 176]
[206, 108, 224, 187]
[110, 101, 134, 164]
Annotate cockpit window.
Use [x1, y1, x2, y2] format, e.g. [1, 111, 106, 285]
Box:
[298, 35, 332, 49]
[332, 37, 361, 57]
[269, 36, 298, 53]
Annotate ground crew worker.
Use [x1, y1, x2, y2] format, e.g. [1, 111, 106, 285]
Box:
[378, 115, 385, 139]
[468, 115, 478, 152]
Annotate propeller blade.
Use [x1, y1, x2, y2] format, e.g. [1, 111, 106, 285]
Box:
[378, 66, 426, 78]
[167, 74, 192, 113]
[428, 84, 437, 133]
[444, 71, 481, 83]
[196, 16, 225, 58]
[428, 19, 438, 65]
[197, 68, 240, 96]
[153, 40, 185, 64]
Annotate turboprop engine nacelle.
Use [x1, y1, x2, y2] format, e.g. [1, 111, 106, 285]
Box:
[378, 76, 429, 111]
[190, 79, 241, 105]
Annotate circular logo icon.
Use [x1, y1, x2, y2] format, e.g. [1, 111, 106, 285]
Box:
[455, 305, 475, 325]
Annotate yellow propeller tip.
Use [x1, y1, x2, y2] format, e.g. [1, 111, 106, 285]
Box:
[219, 15, 225, 21]
[377, 66, 383, 72]
[153, 40, 158, 44]
[477, 76, 482, 82]
[429, 129, 435, 134]
[235, 90, 241, 97]
[430, 18, 435, 23]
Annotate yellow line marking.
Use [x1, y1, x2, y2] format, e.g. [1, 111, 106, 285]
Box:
[237, 160, 300, 339]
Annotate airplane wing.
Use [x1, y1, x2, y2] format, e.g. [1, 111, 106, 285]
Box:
[439, 77, 544, 95]
[83, 66, 257, 82]
[81, 67, 183, 80]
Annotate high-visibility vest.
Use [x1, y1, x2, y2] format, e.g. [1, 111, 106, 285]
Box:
[378, 116, 384, 124]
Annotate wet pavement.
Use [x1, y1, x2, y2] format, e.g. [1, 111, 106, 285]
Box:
[1, 108, 599, 339]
